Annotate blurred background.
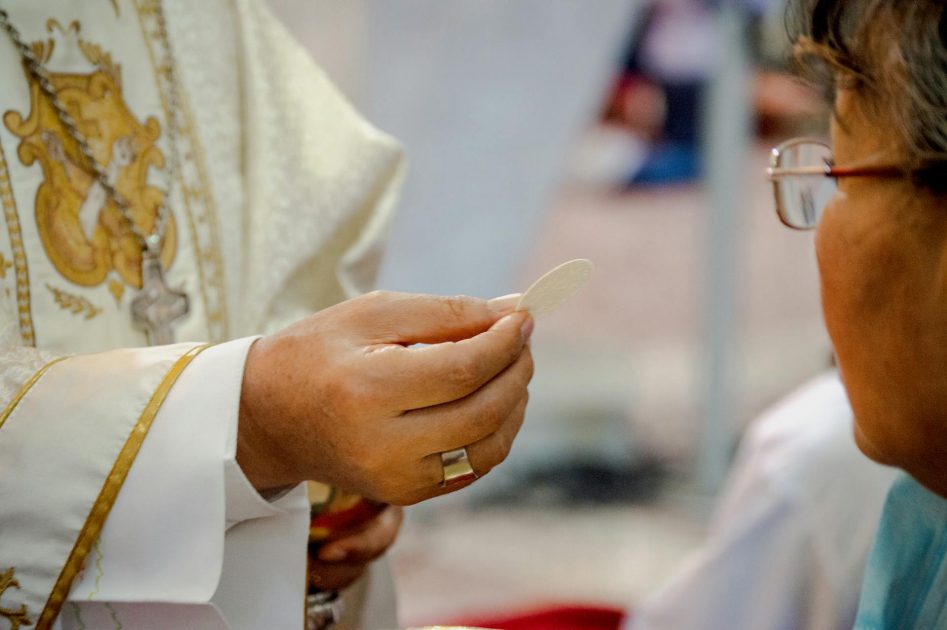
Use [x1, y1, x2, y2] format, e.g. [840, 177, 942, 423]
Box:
[268, 0, 831, 625]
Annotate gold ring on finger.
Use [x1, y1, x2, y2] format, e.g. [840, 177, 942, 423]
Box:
[440, 447, 478, 487]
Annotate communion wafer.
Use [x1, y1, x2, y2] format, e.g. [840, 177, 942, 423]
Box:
[516, 259, 593, 318]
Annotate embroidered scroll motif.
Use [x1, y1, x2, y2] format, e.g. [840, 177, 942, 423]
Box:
[45, 284, 102, 320]
[2, 20, 178, 293]
[0, 567, 33, 630]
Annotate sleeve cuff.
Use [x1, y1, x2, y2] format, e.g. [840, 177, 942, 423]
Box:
[221, 336, 306, 527]
[224, 459, 295, 527]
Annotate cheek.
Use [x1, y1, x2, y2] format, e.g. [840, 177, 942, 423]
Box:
[813, 196, 905, 465]
[814, 193, 947, 469]
[814, 196, 868, 345]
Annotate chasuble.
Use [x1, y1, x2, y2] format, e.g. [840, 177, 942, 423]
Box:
[0, 1, 403, 628]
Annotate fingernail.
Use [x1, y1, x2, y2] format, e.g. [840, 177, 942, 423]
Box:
[520, 315, 534, 341]
[488, 293, 522, 315]
[319, 547, 348, 562]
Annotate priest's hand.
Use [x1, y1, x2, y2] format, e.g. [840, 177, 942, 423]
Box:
[237, 291, 534, 505]
[310, 505, 404, 591]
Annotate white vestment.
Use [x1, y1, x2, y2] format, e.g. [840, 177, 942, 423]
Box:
[627, 372, 898, 630]
[0, 1, 403, 628]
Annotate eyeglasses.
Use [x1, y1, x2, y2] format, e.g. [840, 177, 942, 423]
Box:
[766, 138, 903, 230]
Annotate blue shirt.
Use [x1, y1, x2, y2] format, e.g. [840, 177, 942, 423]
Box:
[855, 474, 947, 629]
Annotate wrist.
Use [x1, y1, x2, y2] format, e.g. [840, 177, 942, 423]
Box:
[237, 337, 298, 492]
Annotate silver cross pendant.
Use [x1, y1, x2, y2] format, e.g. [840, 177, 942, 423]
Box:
[131, 250, 189, 346]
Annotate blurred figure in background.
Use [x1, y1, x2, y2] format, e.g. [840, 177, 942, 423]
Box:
[615, 0, 719, 185]
[604, 0, 821, 186]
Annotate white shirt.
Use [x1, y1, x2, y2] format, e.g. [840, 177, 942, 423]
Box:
[628, 372, 897, 630]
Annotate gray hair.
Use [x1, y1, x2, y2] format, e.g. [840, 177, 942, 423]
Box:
[788, 0, 947, 193]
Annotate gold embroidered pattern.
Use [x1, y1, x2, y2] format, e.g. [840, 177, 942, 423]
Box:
[37, 344, 211, 628]
[45, 284, 102, 320]
[77, 41, 120, 84]
[135, 0, 230, 342]
[180, 91, 229, 339]
[107, 279, 124, 304]
[0, 253, 13, 279]
[0, 140, 35, 346]
[0, 567, 33, 630]
[3, 20, 179, 292]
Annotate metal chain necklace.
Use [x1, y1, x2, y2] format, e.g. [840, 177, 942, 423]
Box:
[0, 1, 189, 345]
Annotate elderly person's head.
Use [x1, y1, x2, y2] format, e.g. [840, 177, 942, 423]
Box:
[771, 1, 947, 495]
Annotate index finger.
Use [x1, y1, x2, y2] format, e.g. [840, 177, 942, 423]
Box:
[373, 310, 533, 411]
[353, 291, 521, 345]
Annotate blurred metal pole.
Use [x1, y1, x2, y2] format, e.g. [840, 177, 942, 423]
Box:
[697, 2, 751, 494]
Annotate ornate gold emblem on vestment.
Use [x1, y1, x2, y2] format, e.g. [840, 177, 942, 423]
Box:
[0, 567, 32, 630]
[2, 20, 177, 292]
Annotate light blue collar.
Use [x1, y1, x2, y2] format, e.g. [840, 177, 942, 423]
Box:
[855, 473, 947, 629]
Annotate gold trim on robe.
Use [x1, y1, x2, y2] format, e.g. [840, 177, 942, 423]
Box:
[0, 343, 211, 630]
[0, 139, 36, 346]
[134, 0, 230, 342]
[37, 343, 209, 628]
[0, 355, 69, 432]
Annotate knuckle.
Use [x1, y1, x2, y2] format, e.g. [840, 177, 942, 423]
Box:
[440, 294, 474, 321]
[475, 442, 501, 472]
[478, 397, 506, 428]
[446, 357, 480, 391]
